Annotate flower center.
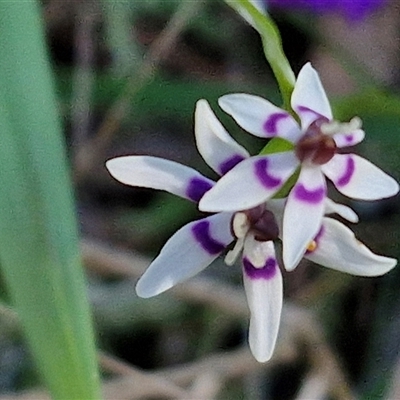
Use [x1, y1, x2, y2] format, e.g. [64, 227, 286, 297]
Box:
[232, 205, 279, 242]
[225, 205, 279, 266]
[295, 118, 337, 165]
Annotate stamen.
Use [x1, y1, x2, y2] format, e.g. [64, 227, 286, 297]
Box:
[349, 116, 362, 130]
[227, 206, 280, 265]
[225, 237, 245, 266]
[321, 117, 362, 136]
[232, 212, 249, 239]
[307, 240, 317, 252]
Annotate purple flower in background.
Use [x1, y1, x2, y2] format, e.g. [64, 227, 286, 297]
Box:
[265, 0, 386, 20]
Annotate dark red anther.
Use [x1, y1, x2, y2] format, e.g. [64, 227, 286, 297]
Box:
[295, 118, 337, 165]
[251, 209, 279, 242]
[231, 205, 279, 242]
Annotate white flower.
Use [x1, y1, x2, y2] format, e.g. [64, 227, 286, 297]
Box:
[106, 97, 397, 363]
[229, 197, 397, 362]
[199, 63, 399, 271]
[106, 100, 283, 362]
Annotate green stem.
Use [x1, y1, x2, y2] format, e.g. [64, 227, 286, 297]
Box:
[226, 0, 295, 110]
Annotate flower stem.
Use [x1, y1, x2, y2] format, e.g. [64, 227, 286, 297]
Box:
[226, 0, 296, 110]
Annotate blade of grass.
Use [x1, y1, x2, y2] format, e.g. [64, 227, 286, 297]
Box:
[0, 2, 101, 399]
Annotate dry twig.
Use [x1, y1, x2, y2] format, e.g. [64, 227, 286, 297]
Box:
[100, 352, 188, 400]
[385, 353, 400, 399]
[0, 239, 354, 399]
[74, 0, 203, 183]
[71, 0, 98, 153]
[82, 239, 354, 399]
[295, 372, 330, 400]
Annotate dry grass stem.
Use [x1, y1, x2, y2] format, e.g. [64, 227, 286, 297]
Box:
[82, 239, 149, 277]
[82, 239, 354, 399]
[0, 239, 354, 399]
[71, 0, 98, 152]
[294, 372, 330, 400]
[101, 370, 188, 399]
[180, 371, 222, 399]
[385, 353, 400, 399]
[74, 0, 204, 183]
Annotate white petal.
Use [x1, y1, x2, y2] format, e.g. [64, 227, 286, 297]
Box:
[332, 129, 365, 148]
[249, 0, 265, 10]
[265, 198, 286, 232]
[242, 239, 282, 362]
[136, 213, 234, 298]
[199, 153, 299, 212]
[324, 198, 359, 223]
[195, 100, 249, 175]
[266, 198, 286, 218]
[106, 156, 215, 202]
[283, 166, 327, 271]
[291, 63, 333, 130]
[322, 153, 399, 200]
[305, 217, 397, 276]
[219, 93, 301, 142]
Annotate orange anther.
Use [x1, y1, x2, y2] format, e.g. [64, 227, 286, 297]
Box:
[307, 240, 317, 252]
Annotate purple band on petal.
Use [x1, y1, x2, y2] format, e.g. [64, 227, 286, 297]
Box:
[243, 256, 277, 280]
[295, 106, 329, 125]
[296, 105, 322, 118]
[186, 177, 213, 202]
[345, 134, 354, 144]
[337, 156, 355, 187]
[294, 184, 325, 204]
[192, 220, 225, 255]
[219, 154, 246, 175]
[255, 158, 282, 189]
[263, 112, 288, 135]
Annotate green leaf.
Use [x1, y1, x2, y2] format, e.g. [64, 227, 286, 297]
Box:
[259, 137, 295, 155]
[0, 2, 101, 399]
[333, 88, 400, 120]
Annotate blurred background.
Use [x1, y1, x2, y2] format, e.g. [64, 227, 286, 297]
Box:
[1, 1, 400, 399]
